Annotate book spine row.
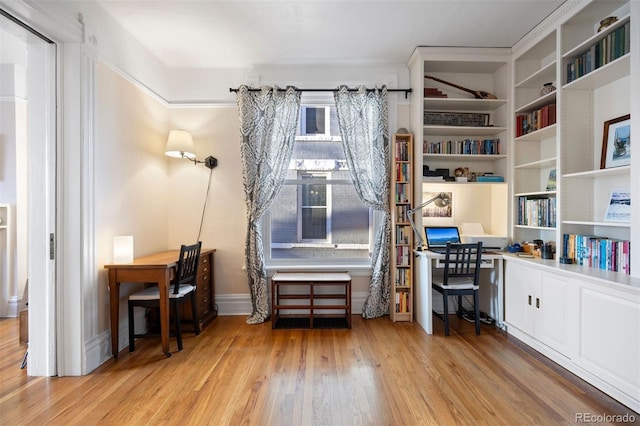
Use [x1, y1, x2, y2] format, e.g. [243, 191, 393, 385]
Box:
[566, 21, 630, 84]
[395, 205, 409, 224]
[563, 234, 631, 275]
[515, 104, 556, 137]
[423, 138, 500, 155]
[517, 196, 557, 227]
[395, 183, 410, 203]
[395, 141, 410, 162]
[395, 291, 410, 313]
[395, 245, 411, 267]
[394, 268, 412, 287]
[395, 224, 411, 244]
[395, 162, 410, 182]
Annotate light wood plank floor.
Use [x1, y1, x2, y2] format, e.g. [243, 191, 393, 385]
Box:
[1, 315, 637, 425]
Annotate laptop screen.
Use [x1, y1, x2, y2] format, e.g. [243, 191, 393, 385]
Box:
[424, 226, 461, 249]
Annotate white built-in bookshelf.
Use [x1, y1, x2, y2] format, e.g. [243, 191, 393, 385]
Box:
[506, 0, 639, 413]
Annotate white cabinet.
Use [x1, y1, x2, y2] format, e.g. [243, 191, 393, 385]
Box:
[577, 282, 640, 406]
[505, 259, 577, 358]
[505, 256, 640, 412]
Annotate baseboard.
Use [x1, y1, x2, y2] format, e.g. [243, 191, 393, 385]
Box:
[7, 296, 23, 318]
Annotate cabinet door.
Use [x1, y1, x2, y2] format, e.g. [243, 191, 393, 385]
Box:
[536, 273, 578, 357]
[505, 261, 538, 334]
[578, 284, 640, 401]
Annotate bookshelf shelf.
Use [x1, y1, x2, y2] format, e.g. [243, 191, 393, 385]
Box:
[515, 157, 557, 169]
[563, 165, 630, 179]
[423, 153, 506, 162]
[423, 125, 506, 137]
[562, 220, 630, 228]
[515, 60, 556, 90]
[514, 124, 556, 142]
[424, 98, 507, 111]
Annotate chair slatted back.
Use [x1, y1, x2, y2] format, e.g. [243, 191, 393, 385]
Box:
[173, 242, 202, 294]
[442, 242, 483, 285]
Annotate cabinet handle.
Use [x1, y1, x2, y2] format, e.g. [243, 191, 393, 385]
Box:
[202, 267, 208, 273]
[528, 295, 532, 305]
[536, 298, 540, 309]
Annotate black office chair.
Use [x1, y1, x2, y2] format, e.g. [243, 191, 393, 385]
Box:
[128, 242, 202, 355]
[432, 242, 483, 336]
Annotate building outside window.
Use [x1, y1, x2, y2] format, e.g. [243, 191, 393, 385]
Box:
[265, 104, 374, 265]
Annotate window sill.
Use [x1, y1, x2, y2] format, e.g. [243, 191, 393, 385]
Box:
[266, 263, 371, 276]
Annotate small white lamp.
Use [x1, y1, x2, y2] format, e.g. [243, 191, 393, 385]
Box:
[113, 236, 134, 263]
[165, 129, 217, 169]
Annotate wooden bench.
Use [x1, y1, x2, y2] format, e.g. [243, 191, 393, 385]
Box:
[271, 272, 352, 329]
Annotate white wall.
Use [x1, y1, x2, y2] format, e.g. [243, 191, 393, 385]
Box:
[0, 28, 28, 317]
[4, 0, 412, 373]
[93, 61, 170, 335]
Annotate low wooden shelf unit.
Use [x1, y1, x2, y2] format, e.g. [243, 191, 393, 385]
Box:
[271, 272, 352, 329]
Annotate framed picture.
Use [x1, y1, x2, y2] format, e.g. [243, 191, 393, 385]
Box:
[604, 188, 631, 222]
[600, 114, 630, 169]
[422, 191, 453, 218]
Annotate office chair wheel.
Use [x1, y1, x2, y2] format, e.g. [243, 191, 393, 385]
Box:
[165, 352, 172, 358]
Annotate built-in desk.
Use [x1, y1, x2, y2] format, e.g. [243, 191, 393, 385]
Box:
[415, 250, 504, 334]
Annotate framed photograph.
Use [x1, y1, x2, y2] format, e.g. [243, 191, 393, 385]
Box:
[604, 188, 630, 222]
[600, 114, 630, 169]
[422, 191, 453, 218]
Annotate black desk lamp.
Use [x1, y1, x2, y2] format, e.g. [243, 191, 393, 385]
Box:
[406, 192, 451, 250]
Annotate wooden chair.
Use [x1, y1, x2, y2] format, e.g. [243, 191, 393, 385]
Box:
[128, 242, 202, 356]
[432, 242, 483, 336]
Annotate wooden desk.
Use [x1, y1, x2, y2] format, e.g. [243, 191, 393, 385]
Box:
[104, 249, 214, 359]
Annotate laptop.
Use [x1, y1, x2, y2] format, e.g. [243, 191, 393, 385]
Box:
[424, 226, 461, 254]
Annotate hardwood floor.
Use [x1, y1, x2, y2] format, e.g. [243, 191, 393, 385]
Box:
[1, 315, 637, 425]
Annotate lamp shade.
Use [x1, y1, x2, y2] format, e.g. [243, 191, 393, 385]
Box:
[165, 129, 196, 160]
[113, 236, 134, 264]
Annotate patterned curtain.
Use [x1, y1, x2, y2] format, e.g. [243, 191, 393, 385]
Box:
[334, 85, 391, 318]
[237, 85, 301, 324]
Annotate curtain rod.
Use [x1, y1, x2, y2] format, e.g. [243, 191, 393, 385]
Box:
[229, 87, 412, 99]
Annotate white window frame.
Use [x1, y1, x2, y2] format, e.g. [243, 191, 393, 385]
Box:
[297, 172, 331, 243]
[299, 106, 331, 138]
[263, 96, 380, 271]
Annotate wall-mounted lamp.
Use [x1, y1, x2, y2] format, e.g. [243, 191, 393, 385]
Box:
[406, 192, 451, 250]
[165, 129, 217, 169]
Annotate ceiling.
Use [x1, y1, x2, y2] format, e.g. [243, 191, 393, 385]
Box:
[94, 0, 566, 69]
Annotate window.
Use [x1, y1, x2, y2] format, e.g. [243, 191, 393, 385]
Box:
[265, 101, 374, 266]
[299, 172, 329, 242]
[300, 106, 328, 136]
